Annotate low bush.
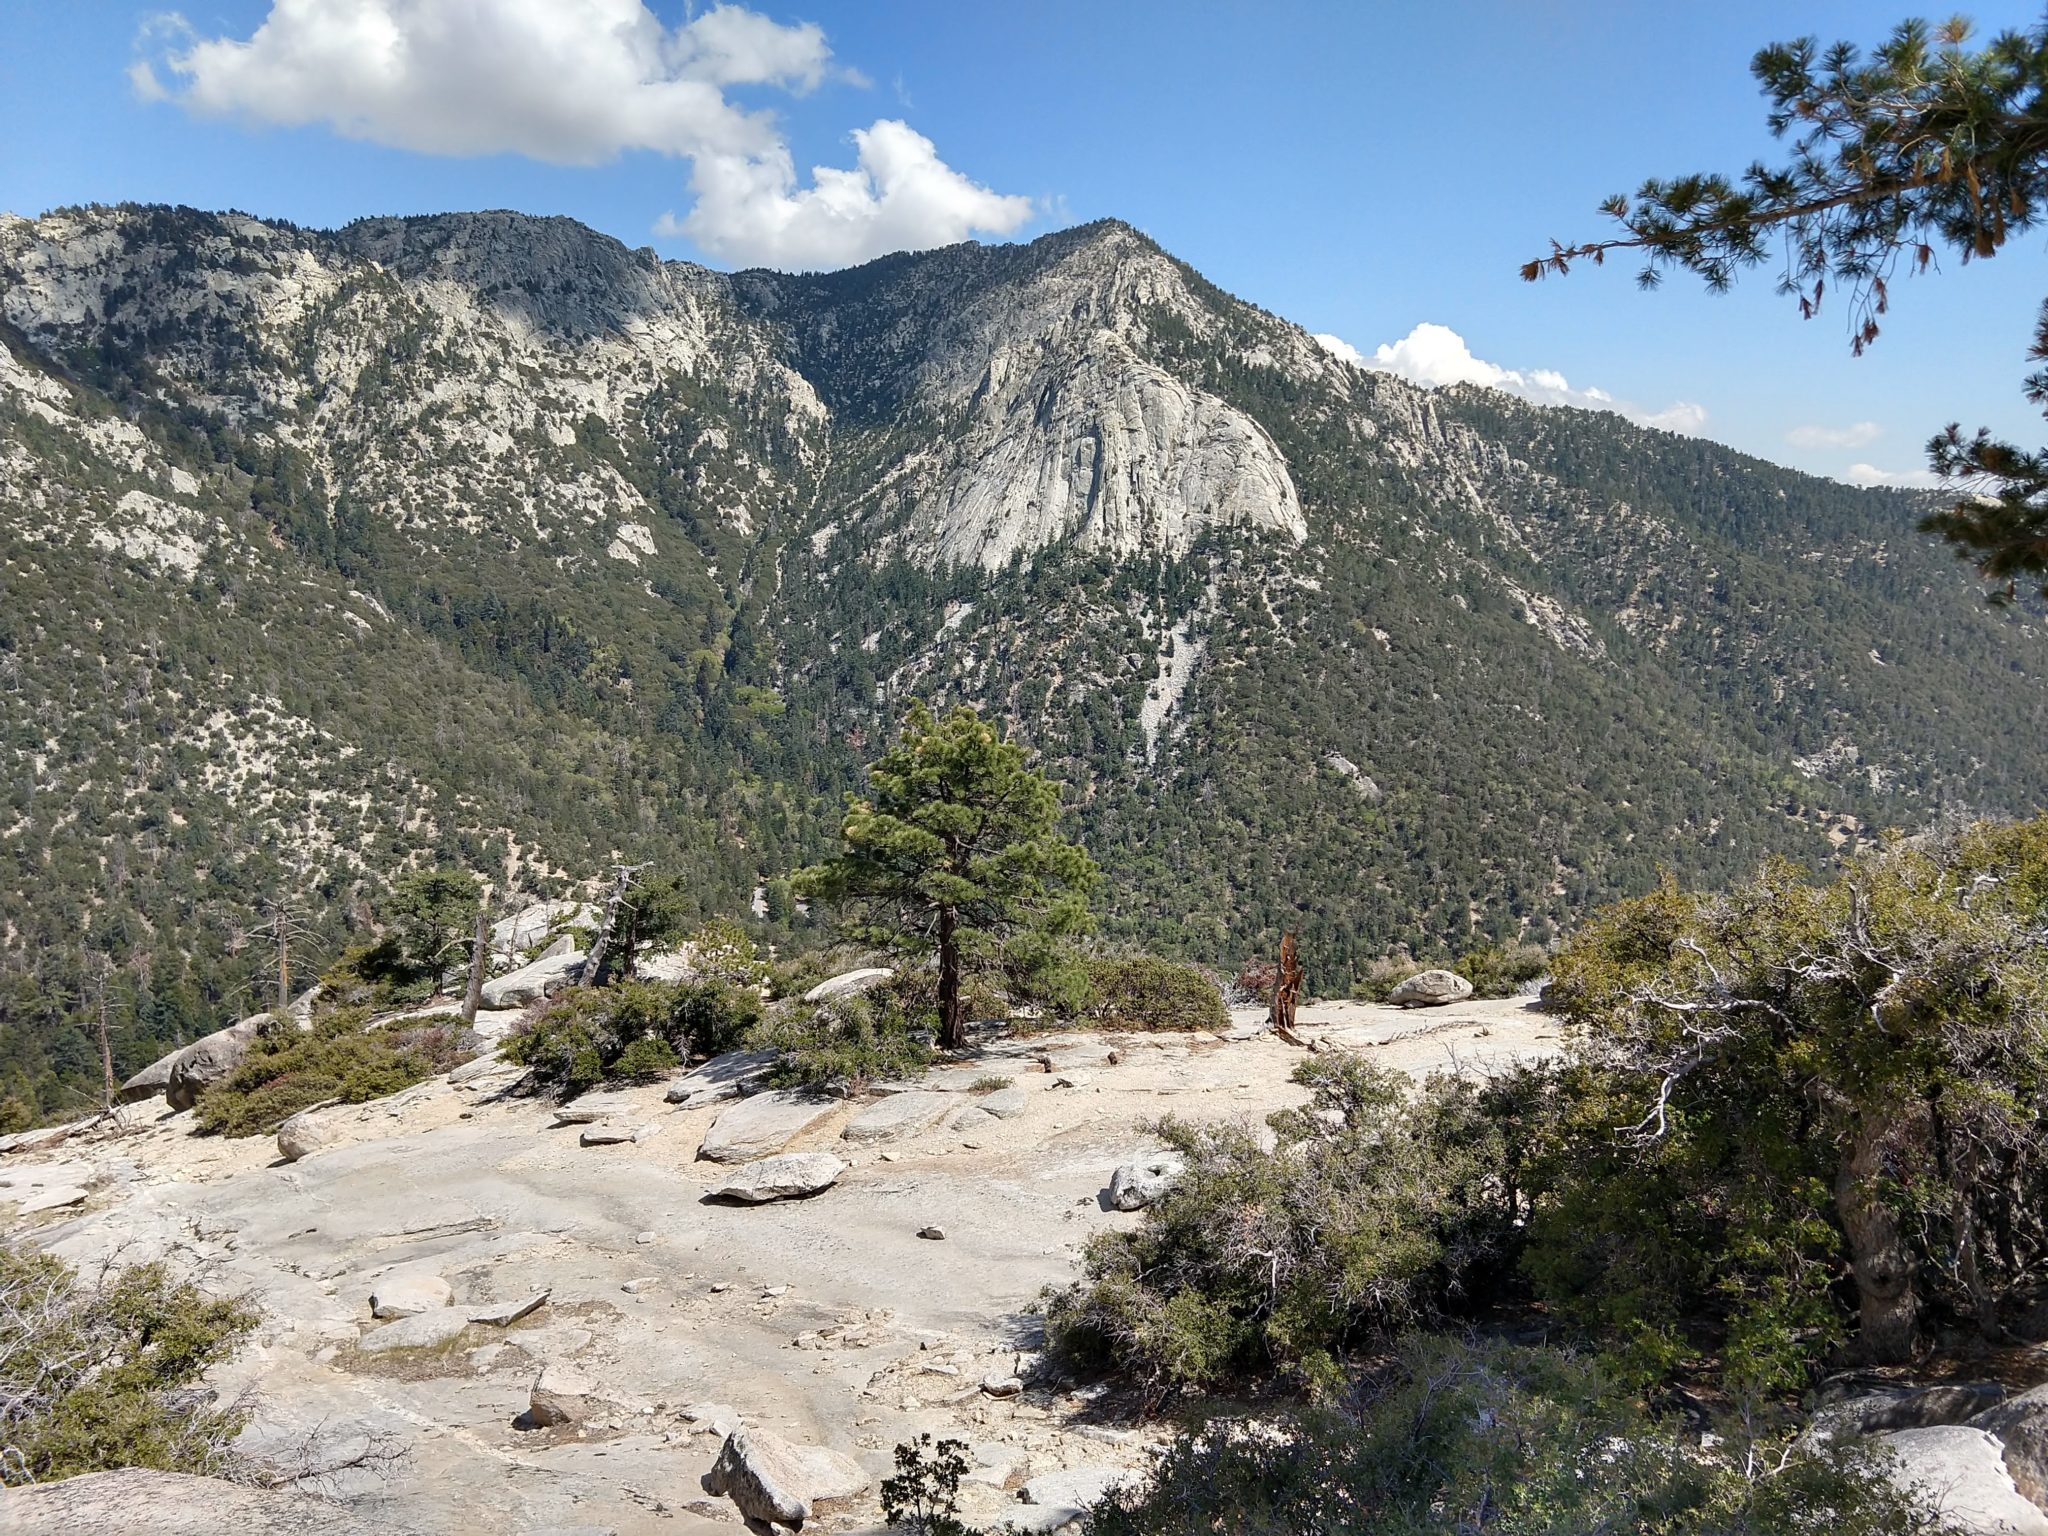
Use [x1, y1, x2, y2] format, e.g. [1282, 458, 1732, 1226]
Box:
[0, 1245, 257, 1486]
[504, 979, 761, 1096]
[1088, 1334, 1956, 1536]
[317, 937, 436, 1011]
[1045, 1055, 1534, 1400]
[756, 982, 934, 1091]
[195, 1011, 470, 1136]
[1082, 954, 1228, 1032]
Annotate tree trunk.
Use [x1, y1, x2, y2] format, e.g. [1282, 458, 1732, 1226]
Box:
[460, 899, 489, 1027]
[1835, 1116, 1919, 1363]
[937, 905, 965, 1051]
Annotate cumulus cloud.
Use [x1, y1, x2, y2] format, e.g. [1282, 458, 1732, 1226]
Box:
[132, 0, 1034, 270]
[1316, 323, 1706, 435]
[1843, 462, 1943, 490]
[1787, 421, 1882, 450]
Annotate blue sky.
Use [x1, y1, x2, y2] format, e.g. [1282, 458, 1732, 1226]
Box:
[3, 1, 2042, 487]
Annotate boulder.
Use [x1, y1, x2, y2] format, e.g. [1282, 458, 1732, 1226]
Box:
[276, 1110, 330, 1163]
[1876, 1425, 2048, 1535]
[1020, 1466, 1138, 1525]
[116, 1049, 178, 1103]
[802, 967, 893, 1004]
[357, 1308, 474, 1354]
[1, 1468, 413, 1536]
[490, 900, 596, 959]
[1108, 1153, 1187, 1211]
[166, 1014, 270, 1111]
[1806, 1381, 2006, 1445]
[369, 1271, 452, 1319]
[701, 1426, 816, 1532]
[529, 1363, 601, 1427]
[795, 1443, 871, 1504]
[843, 1090, 957, 1144]
[699, 1091, 840, 1163]
[710, 1153, 845, 1204]
[480, 951, 584, 1009]
[666, 1048, 781, 1108]
[1387, 969, 1474, 1008]
[1973, 1385, 2048, 1511]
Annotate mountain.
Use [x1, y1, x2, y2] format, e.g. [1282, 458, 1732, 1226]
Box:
[3, 203, 2043, 1115]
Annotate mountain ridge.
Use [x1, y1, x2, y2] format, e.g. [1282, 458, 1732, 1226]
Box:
[1, 201, 2041, 1117]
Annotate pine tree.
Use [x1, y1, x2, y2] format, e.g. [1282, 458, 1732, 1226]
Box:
[802, 702, 1097, 1049]
[1527, 14, 2048, 595]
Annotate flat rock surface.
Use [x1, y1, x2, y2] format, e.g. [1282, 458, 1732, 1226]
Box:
[10, 997, 1553, 1536]
[1878, 1425, 2048, 1535]
[1, 1468, 416, 1535]
[843, 1090, 959, 1143]
[699, 1090, 843, 1163]
[665, 1048, 780, 1107]
[357, 1308, 476, 1353]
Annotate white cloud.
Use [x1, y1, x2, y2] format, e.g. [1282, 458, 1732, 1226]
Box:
[1787, 421, 1882, 450]
[133, 0, 1033, 270]
[1843, 462, 1943, 490]
[1316, 323, 1705, 435]
[664, 118, 1034, 270]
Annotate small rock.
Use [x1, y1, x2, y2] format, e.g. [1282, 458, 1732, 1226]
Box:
[622, 1277, 657, 1295]
[276, 1110, 331, 1163]
[469, 1290, 550, 1327]
[981, 1374, 1024, 1397]
[630, 1122, 660, 1143]
[579, 1125, 635, 1146]
[635, 1231, 656, 1245]
[710, 1282, 733, 1293]
[530, 1364, 600, 1427]
[1108, 1153, 1187, 1212]
[918, 1225, 947, 1241]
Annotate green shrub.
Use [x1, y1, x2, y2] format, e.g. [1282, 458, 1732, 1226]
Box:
[318, 937, 435, 1011]
[1088, 1334, 1959, 1536]
[1082, 954, 1228, 1031]
[1046, 1055, 1533, 1400]
[970, 1074, 1013, 1094]
[195, 1011, 470, 1136]
[757, 984, 933, 1091]
[504, 979, 762, 1096]
[612, 1036, 679, 1080]
[0, 1246, 257, 1486]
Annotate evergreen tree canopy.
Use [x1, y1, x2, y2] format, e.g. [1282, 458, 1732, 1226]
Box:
[384, 868, 481, 984]
[1527, 14, 2048, 595]
[800, 703, 1097, 1049]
